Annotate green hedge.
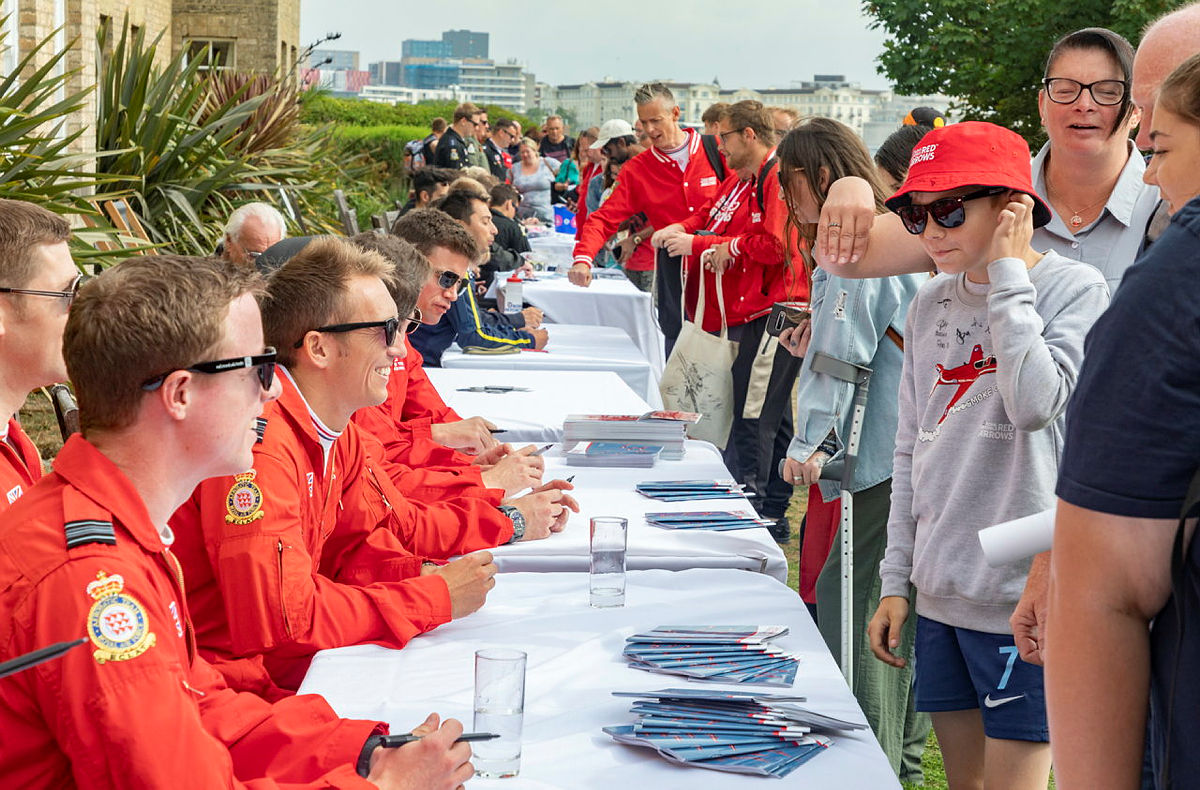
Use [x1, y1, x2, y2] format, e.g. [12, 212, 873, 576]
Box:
[332, 124, 429, 171]
[301, 91, 534, 131]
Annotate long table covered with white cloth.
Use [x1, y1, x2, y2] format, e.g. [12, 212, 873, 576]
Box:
[440, 324, 662, 407]
[487, 441, 787, 583]
[299, 568, 898, 789]
[425, 368, 650, 444]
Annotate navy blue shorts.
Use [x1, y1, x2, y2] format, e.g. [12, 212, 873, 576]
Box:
[913, 615, 1048, 742]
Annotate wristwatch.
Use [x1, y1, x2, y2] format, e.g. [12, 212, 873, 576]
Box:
[499, 505, 526, 543]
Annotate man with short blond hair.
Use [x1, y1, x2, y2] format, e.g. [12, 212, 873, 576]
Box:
[170, 237, 497, 695]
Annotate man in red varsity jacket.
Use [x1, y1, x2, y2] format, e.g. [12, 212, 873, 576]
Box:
[569, 82, 727, 353]
[651, 101, 810, 541]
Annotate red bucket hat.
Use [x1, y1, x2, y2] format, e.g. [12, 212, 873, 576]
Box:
[885, 121, 1051, 228]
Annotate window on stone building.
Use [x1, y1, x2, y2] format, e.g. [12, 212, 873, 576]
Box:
[186, 39, 236, 70]
[0, 0, 16, 79]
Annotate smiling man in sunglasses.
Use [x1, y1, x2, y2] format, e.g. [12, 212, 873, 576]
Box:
[170, 237, 497, 696]
[0, 199, 82, 511]
[0, 252, 473, 787]
[866, 121, 1108, 790]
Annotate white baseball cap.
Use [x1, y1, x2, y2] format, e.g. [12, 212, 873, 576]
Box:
[590, 118, 635, 149]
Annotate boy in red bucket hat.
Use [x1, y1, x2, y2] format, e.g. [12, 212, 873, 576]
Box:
[866, 121, 1109, 788]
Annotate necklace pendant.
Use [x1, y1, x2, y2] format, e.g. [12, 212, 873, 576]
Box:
[1069, 213, 1084, 228]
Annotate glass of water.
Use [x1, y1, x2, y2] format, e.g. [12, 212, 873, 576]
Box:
[589, 516, 628, 607]
[473, 648, 526, 778]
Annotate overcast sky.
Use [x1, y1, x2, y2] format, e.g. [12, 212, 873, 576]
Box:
[299, 1, 892, 90]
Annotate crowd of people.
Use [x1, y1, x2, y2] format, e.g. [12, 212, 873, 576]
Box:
[2, 3, 1200, 787]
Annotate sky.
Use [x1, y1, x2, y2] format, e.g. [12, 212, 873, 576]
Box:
[299, 0, 892, 90]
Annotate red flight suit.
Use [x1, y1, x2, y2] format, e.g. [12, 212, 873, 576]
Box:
[170, 373, 452, 694]
[0, 417, 43, 510]
[0, 435, 383, 788]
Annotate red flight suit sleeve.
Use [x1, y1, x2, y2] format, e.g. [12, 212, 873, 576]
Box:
[194, 451, 452, 669]
[401, 344, 460, 424]
[7, 554, 375, 789]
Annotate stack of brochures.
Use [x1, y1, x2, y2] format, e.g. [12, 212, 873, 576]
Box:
[623, 626, 800, 686]
[603, 688, 867, 777]
[564, 441, 663, 468]
[644, 511, 776, 532]
[636, 480, 744, 501]
[562, 411, 698, 461]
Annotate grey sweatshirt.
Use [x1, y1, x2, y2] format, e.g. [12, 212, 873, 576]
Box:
[879, 251, 1109, 634]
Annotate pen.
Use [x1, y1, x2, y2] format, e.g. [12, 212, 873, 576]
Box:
[532, 444, 554, 456]
[488, 428, 506, 433]
[565, 475, 575, 483]
[380, 732, 500, 748]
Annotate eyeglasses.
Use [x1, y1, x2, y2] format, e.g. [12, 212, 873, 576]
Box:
[718, 128, 744, 144]
[406, 307, 422, 334]
[141, 347, 278, 392]
[435, 269, 467, 291]
[295, 317, 401, 349]
[0, 272, 90, 307]
[896, 187, 1008, 235]
[1042, 78, 1127, 106]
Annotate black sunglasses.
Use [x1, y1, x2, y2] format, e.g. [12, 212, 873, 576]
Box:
[0, 272, 90, 307]
[406, 307, 422, 334]
[141, 347, 278, 392]
[435, 269, 468, 292]
[897, 187, 1008, 235]
[296, 317, 401, 349]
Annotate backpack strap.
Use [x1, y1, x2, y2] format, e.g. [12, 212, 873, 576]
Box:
[701, 134, 727, 182]
[755, 156, 778, 213]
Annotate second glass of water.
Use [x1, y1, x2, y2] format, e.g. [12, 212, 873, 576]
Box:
[589, 516, 628, 607]
[473, 648, 526, 778]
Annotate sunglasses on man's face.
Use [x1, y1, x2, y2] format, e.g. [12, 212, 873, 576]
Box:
[435, 269, 468, 292]
[295, 317, 402, 349]
[141, 348, 278, 392]
[0, 272, 91, 309]
[896, 187, 1008, 235]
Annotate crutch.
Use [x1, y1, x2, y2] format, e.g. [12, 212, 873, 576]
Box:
[808, 352, 873, 687]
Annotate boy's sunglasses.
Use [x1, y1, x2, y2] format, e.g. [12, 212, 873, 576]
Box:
[896, 187, 1008, 235]
[141, 348, 277, 392]
[296, 317, 402, 348]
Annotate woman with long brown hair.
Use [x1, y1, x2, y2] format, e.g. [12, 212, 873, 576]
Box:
[776, 116, 930, 782]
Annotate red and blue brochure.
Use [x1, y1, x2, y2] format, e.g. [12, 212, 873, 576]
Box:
[623, 626, 799, 687]
[603, 689, 866, 778]
[645, 511, 776, 531]
[636, 480, 744, 501]
[565, 441, 663, 468]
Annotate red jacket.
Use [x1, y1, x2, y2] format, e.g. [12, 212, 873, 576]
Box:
[573, 128, 726, 272]
[0, 435, 381, 788]
[678, 151, 809, 331]
[170, 373, 452, 694]
[574, 161, 603, 236]
[0, 417, 43, 510]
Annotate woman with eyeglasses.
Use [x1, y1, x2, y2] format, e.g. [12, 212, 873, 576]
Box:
[1032, 27, 1159, 294]
[774, 117, 930, 779]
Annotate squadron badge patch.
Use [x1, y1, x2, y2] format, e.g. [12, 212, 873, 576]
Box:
[86, 572, 156, 663]
[225, 471, 265, 524]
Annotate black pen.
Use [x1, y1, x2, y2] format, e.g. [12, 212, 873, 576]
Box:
[380, 732, 500, 748]
[488, 428, 506, 433]
[565, 475, 575, 483]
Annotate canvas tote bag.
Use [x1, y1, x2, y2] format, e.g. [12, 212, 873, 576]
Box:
[659, 261, 739, 448]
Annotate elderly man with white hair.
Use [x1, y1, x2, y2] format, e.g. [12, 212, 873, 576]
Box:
[221, 202, 287, 266]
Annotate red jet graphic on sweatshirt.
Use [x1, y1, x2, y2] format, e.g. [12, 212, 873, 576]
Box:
[930, 344, 997, 425]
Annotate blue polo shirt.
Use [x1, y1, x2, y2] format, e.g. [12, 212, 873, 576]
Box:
[1057, 195, 1200, 789]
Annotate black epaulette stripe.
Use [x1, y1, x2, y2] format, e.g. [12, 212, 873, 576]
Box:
[254, 417, 268, 444]
[64, 519, 117, 549]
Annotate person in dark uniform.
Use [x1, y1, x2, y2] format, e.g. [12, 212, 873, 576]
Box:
[486, 120, 518, 181]
[433, 103, 483, 171]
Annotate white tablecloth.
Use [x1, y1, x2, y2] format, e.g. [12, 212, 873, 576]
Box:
[489, 441, 787, 583]
[424, 369, 650, 444]
[495, 273, 666, 381]
[299, 569, 898, 790]
[441, 324, 662, 408]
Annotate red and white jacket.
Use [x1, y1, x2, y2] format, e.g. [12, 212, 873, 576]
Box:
[573, 128, 725, 272]
[677, 150, 809, 331]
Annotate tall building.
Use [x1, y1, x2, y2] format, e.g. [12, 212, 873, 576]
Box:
[441, 29, 487, 59]
[311, 48, 359, 71]
[389, 29, 531, 112]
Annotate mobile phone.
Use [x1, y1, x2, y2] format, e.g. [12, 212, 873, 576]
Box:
[765, 301, 811, 337]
